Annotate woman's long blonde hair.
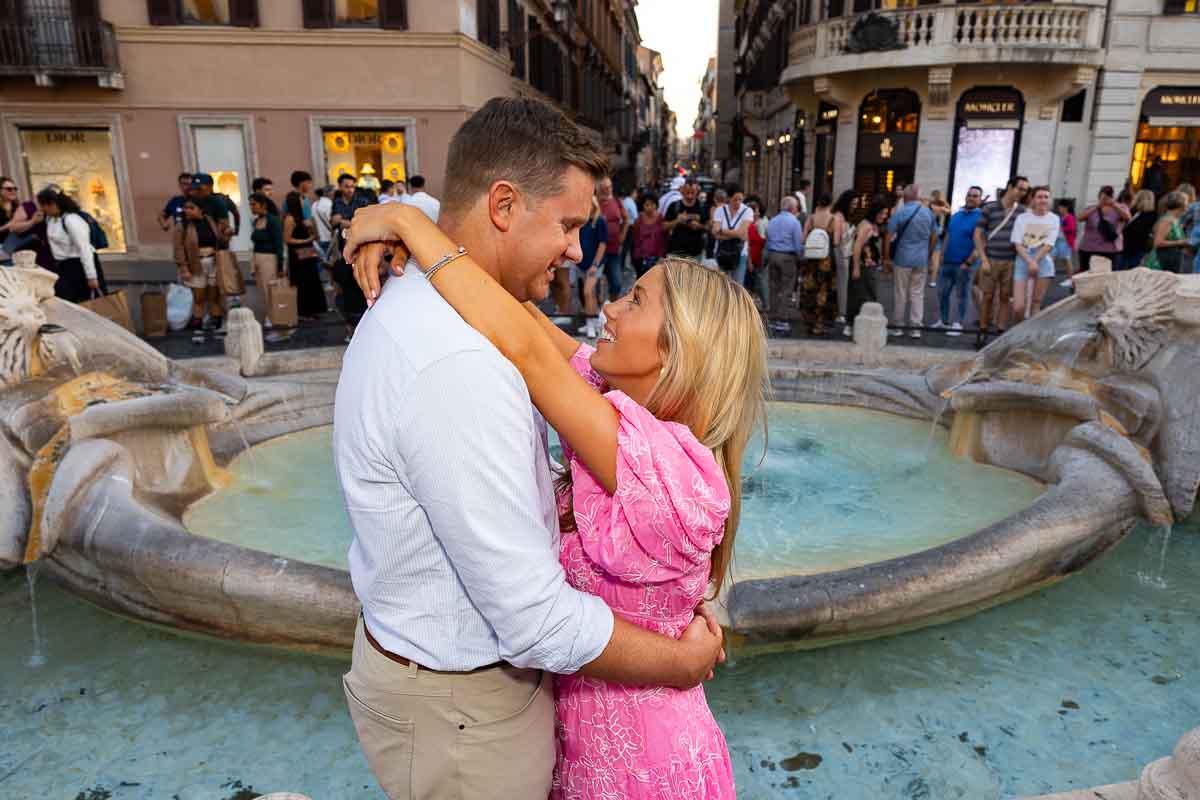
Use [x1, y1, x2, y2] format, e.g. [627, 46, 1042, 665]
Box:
[559, 258, 769, 596]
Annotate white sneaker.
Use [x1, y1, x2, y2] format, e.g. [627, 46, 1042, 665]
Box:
[843, 325, 852, 338]
[888, 328, 902, 337]
[835, 315, 846, 325]
[1059, 279, 1072, 288]
[930, 320, 945, 330]
[928, 281, 937, 288]
[910, 329, 922, 339]
[948, 322, 963, 337]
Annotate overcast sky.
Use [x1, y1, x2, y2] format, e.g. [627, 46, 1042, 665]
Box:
[635, 0, 719, 141]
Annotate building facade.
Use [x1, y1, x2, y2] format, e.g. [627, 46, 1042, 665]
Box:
[0, 0, 672, 266]
[729, 0, 1200, 215]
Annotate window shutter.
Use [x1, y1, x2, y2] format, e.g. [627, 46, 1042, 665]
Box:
[301, 0, 334, 28]
[147, 0, 182, 25]
[478, 0, 500, 49]
[380, 0, 408, 29]
[72, 0, 101, 17]
[508, 0, 525, 79]
[229, 0, 259, 27]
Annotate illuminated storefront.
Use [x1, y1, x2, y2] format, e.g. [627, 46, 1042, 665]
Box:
[948, 88, 1024, 207]
[18, 127, 126, 253]
[1130, 87, 1200, 192]
[321, 129, 408, 191]
[854, 90, 920, 205]
[813, 102, 839, 200]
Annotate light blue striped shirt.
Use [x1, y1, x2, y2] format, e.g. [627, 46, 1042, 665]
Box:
[333, 267, 614, 673]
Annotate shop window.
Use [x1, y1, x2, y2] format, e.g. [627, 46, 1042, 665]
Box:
[18, 127, 126, 253]
[1131, 123, 1200, 190]
[302, 0, 405, 28]
[1061, 90, 1087, 123]
[322, 129, 408, 191]
[859, 90, 920, 134]
[336, 0, 379, 25]
[182, 0, 229, 24]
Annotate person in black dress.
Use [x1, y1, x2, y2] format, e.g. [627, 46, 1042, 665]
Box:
[283, 191, 328, 321]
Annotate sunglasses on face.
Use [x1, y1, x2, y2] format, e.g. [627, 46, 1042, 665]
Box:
[1, 186, 16, 192]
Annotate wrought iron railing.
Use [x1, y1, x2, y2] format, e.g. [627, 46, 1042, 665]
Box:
[0, 15, 120, 76]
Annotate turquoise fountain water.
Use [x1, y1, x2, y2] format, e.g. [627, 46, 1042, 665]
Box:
[5, 404, 1192, 799]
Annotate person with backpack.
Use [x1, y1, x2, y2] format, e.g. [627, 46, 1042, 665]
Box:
[831, 191, 857, 328]
[35, 187, 107, 303]
[799, 193, 843, 336]
[885, 185, 937, 338]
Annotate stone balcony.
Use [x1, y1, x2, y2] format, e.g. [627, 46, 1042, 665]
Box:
[782, 2, 1106, 84]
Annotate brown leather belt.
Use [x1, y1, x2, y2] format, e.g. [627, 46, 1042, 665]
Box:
[363, 620, 505, 675]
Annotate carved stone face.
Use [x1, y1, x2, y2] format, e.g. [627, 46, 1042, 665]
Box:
[0, 268, 77, 389]
[1097, 269, 1177, 372]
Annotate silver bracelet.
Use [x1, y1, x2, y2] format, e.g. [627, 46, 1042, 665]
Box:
[423, 245, 467, 280]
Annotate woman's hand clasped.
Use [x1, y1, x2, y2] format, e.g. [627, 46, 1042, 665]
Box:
[342, 204, 418, 306]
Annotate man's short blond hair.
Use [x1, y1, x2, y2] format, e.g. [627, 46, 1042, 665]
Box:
[443, 97, 610, 217]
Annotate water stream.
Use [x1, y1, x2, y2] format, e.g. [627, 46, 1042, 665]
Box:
[25, 562, 45, 668]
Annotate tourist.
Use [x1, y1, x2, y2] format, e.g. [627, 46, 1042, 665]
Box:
[594, 177, 626, 300]
[282, 190, 327, 321]
[311, 186, 333, 262]
[251, 176, 279, 215]
[333, 96, 726, 800]
[1144, 192, 1190, 273]
[1120, 190, 1158, 270]
[249, 192, 283, 312]
[974, 175, 1028, 336]
[399, 174, 440, 223]
[664, 179, 709, 260]
[191, 172, 239, 239]
[577, 196, 609, 338]
[630, 192, 665, 279]
[745, 196, 769, 312]
[706, 188, 727, 265]
[174, 197, 224, 328]
[831, 190, 857, 326]
[935, 185, 983, 336]
[1180, 185, 1200, 238]
[1142, 156, 1168, 200]
[847, 198, 890, 336]
[886, 184, 937, 339]
[658, 175, 685, 216]
[765, 195, 805, 327]
[1190, 213, 1200, 275]
[1053, 198, 1077, 285]
[0, 181, 52, 270]
[36, 187, 105, 303]
[712, 185, 753, 286]
[158, 172, 192, 231]
[377, 178, 406, 205]
[928, 189, 951, 288]
[1011, 186, 1060, 323]
[620, 184, 639, 275]
[799, 193, 841, 336]
[1077, 186, 1130, 274]
[331, 173, 372, 237]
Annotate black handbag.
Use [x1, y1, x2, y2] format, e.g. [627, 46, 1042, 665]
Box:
[716, 206, 748, 270]
[1097, 211, 1119, 243]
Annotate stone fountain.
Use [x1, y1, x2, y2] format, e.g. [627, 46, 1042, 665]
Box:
[0, 265, 1197, 658]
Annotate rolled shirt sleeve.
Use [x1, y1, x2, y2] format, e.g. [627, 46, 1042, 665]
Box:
[65, 214, 97, 281]
[401, 350, 614, 674]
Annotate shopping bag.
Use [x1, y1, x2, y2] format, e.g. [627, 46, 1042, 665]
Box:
[140, 289, 168, 338]
[166, 283, 192, 331]
[266, 278, 298, 329]
[215, 250, 246, 296]
[81, 289, 134, 332]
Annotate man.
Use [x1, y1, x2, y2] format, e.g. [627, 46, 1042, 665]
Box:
[886, 185, 937, 339]
[934, 185, 983, 336]
[663, 179, 709, 259]
[974, 175, 1028, 337]
[158, 172, 192, 231]
[1143, 156, 1168, 200]
[764, 195, 804, 327]
[795, 178, 811, 218]
[250, 176, 279, 216]
[399, 174, 440, 222]
[188, 173, 238, 329]
[312, 186, 334, 261]
[595, 176, 626, 299]
[658, 174, 685, 216]
[330, 173, 373, 235]
[334, 97, 723, 800]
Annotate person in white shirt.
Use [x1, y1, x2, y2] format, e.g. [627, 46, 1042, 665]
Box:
[376, 178, 406, 205]
[331, 97, 722, 800]
[398, 174, 440, 222]
[35, 187, 102, 303]
[1010, 185, 1061, 323]
[311, 186, 333, 259]
[657, 175, 685, 216]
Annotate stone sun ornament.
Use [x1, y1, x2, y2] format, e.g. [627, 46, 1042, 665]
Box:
[1096, 269, 1178, 372]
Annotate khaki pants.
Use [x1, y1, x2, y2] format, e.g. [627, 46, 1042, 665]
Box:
[892, 266, 926, 329]
[253, 253, 280, 321]
[343, 618, 554, 800]
[976, 258, 1014, 332]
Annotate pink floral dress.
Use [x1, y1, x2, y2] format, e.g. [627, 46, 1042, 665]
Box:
[550, 344, 736, 800]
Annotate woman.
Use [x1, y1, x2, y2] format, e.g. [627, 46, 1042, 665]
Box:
[1119, 190, 1157, 271]
[35, 188, 104, 303]
[1052, 197, 1077, 281]
[711, 185, 753, 286]
[832, 190, 857, 326]
[576, 196, 609, 339]
[631, 192, 665, 279]
[745, 197, 769, 312]
[1077, 185, 1130, 274]
[799, 193, 842, 336]
[283, 191, 328, 321]
[249, 192, 284, 320]
[1144, 191, 1190, 273]
[345, 203, 767, 800]
[928, 189, 951, 288]
[1010, 186, 1060, 323]
[846, 198, 890, 336]
[174, 197, 226, 328]
[0, 176, 22, 263]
